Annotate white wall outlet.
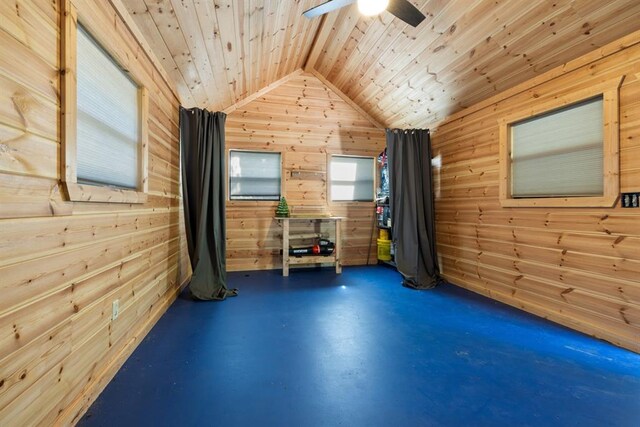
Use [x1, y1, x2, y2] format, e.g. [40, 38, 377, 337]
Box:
[112, 299, 120, 320]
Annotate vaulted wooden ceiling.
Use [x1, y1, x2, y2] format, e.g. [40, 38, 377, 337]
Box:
[123, 0, 640, 129]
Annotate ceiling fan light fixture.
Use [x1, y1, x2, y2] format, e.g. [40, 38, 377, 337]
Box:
[357, 0, 389, 16]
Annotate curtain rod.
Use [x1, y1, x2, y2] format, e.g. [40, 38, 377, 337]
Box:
[386, 128, 430, 134]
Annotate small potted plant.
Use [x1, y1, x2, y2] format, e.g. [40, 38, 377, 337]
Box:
[275, 196, 290, 218]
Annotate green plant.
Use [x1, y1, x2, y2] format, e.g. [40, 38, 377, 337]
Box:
[275, 196, 290, 217]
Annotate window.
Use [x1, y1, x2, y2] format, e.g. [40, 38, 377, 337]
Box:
[61, 2, 149, 203]
[511, 96, 603, 198]
[76, 25, 140, 189]
[229, 151, 281, 200]
[499, 77, 623, 208]
[329, 155, 375, 202]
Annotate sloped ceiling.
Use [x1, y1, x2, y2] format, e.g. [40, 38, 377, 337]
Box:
[123, 0, 640, 129]
[122, 0, 322, 109]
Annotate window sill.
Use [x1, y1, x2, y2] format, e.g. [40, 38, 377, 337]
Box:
[226, 200, 279, 208]
[499, 195, 619, 208]
[64, 182, 148, 204]
[329, 201, 375, 205]
[328, 201, 375, 210]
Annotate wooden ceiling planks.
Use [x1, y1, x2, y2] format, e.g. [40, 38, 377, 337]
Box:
[374, 0, 540, 121]
[121, 0, 640, 128]
[122, 0, 321, 111]
[313, 0, 640, 128]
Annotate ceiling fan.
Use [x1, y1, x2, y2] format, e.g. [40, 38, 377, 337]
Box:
[303, 0, 426, 27]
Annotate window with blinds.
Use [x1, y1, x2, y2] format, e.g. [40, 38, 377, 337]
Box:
[330, 155, 374, 202]
[76, 25, 140, 189]
[229, 151, 281, 200]
[510, 96, 604, 198]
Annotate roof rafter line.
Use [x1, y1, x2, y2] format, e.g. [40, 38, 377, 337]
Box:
[222, 66, 385, 132]
[309, 68, 384, 129]
[222, 69, 305, 114]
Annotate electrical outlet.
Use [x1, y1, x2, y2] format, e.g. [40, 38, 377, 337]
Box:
[621, 192, 640, 208]
[112, 299, 119, 320]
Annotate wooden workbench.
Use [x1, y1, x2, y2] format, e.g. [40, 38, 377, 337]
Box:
[275, 217, 342, 276]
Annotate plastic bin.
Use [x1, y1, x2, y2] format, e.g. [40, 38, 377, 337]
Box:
[379, 228, 390, 240]
[377, 238, 392, 261]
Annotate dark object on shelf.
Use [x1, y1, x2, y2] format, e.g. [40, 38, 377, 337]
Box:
[287, 239, 335, 257]
[376, 148, 392, 229]
[376, 147, 395, 265]
[378, 150, 390, 197]
[376, 205, 391, 228]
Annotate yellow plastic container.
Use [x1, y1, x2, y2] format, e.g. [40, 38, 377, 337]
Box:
[379, 228, 390, 240]
[377, 238, 392, 261]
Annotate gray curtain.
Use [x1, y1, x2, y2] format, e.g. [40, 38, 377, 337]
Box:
[180, 107, 237, 300]
[387, 129, 439, 289]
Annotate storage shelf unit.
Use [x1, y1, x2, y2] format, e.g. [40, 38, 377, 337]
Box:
[275, 217, 342, 276]
[376, 148, 394, 264]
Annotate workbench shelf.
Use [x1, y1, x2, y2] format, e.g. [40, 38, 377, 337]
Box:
[275, 217, 342, 277]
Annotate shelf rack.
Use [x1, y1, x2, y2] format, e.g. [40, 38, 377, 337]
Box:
[275, 217, 342, 277]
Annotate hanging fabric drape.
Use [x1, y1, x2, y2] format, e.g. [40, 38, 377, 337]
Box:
[180, 107, 237, 300]
[387, 128, 439, 289]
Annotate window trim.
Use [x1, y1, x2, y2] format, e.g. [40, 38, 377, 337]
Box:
[498, 76, 624, 208]
[61, 0, 149, 204]
[327, 153, 377, 204]
[227, 149, 284, 204]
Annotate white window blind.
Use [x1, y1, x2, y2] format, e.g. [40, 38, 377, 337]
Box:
[76, 25, 140, 189]
[511, 96, 603, 198]
[229, 151, 281, 200]
[330, 155, 374, 201]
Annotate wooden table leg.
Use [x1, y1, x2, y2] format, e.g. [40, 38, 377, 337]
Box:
[335, 218, 342, 274]
[283, 218, 289, 276]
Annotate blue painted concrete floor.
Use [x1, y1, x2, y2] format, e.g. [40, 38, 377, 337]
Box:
[80, 266, 640, 427]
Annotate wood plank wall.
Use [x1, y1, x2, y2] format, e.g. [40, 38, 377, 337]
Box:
[432, 34, 640, 353]
[0, 0, 189, 425]
[225, 73, 385, 272]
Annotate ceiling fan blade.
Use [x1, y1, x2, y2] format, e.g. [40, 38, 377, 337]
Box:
[303, 0, 357, 19]
[386, 0, 426, 27]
